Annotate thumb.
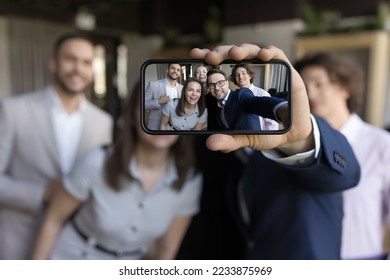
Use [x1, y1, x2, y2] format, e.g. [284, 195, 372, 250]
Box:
[206, 134, 249, 153]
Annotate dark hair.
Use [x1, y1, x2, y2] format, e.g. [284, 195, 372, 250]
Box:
[294, 52, 364, 113]
[53, 32, 95, 56]
[229, 63, 255, 85]
[206, 68, 228, 83]
[176, 78, 206, 117]
[168, 63, 182, 69]
[104, 81, 197, 191]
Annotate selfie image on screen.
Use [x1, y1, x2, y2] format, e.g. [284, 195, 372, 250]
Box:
[141, 59, 291, 135]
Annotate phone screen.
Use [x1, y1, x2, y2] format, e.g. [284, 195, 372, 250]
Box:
[141, 59, 291, 134]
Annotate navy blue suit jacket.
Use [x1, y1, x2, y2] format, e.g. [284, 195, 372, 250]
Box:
[226, 116, 361, 259]
[223, 87, 285, 130]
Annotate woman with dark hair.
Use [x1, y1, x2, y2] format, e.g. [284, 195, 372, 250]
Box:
[160, 77, 208, 130]
[31, 82, 202, 260]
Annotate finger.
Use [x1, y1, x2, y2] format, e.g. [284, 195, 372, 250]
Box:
[200, 45, 236, 65]
[206, 134, 249, 153]
[206, 134, 238, 152]
[228, 44, 261, 60]
[189, 48, 210, 59]
[257, 46, 312, 147]
[258, 45, 289, 63]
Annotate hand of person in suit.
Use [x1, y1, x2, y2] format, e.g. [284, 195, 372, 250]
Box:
[190, 44, 314, 156]
[158, 95, 170, 105]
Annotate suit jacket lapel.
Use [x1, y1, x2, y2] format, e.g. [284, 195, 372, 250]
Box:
[76, 101, 93, 157]
[158, 79, 166, 97]
[29, 88, 61, 172]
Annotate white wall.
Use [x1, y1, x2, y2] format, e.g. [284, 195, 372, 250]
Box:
[223, 19, 305, 60]
[0, 15, 162, 100]
[1, 16, 389, 127]
[122, 19, 303, 94]
[224, 19, 390, 128]
[121, 33, 163, 94]
[0, 17, 303, 100]
[385, 62, 390, 129]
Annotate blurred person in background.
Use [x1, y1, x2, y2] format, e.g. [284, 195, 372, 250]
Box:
[184, 43, 360, 260]
[177, 66, 245, 260]
[295, 52, 390, 260]
[31, 82, 202, 260]
[0, 32, 113, 259]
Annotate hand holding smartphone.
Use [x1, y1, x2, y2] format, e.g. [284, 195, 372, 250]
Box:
[141, 59, 291, 134]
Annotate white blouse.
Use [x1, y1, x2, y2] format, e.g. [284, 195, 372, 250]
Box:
[50, 147, 202, 259]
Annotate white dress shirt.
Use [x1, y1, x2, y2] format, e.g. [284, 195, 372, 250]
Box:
[339, 113, 390, 259]
[165, 79, 180, 99]
[262, 114, 320, 165]
[50, 90, 86, 174]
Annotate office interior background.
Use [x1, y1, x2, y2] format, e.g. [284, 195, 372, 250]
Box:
[1, 0, 390, 128]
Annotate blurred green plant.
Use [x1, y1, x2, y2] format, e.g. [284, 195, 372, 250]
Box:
[161, 26, 181, 47]
[299, 4, 341, 35]
[204, 5, 223, 44]
[298, 2, 390, 36]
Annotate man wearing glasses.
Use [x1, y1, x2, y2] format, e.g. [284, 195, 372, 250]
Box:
[206, 69, 287, 131]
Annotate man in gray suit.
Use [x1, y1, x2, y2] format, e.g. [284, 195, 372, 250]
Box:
[144, 63, 183, 130]
[0, 33, 113, 259]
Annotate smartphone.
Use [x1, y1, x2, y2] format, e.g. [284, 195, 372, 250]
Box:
[141, 59, 291, 134]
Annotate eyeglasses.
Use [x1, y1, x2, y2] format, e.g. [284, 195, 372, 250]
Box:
[207, 80, 226, 90]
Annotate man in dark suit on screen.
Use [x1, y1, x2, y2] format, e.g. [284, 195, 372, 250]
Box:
[205, 69, 287, 131]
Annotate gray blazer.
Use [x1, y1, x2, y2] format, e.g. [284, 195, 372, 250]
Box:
[144, 78, 183, 130]
[0, 86, 113, 259]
